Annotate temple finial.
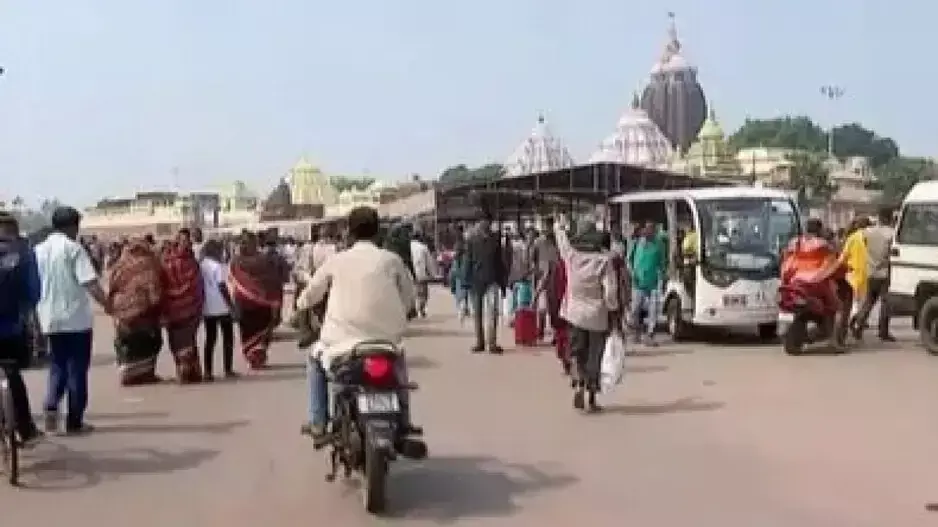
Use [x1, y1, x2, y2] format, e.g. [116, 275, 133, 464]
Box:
[631, 92, 640, 109]
[665, 11, 680, 54]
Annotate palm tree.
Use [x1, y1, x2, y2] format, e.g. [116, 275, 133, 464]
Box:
[786, 152, 834, 208]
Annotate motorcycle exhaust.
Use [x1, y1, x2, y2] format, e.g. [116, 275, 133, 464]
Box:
[398, 438, 428, 460]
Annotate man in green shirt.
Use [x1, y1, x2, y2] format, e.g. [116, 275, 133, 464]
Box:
[629, 222, 666, 345]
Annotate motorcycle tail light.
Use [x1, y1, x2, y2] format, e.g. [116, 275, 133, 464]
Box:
[362, 356, 394, 385]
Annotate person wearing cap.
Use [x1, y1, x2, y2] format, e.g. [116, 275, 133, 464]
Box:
[34, 206, 110, 435]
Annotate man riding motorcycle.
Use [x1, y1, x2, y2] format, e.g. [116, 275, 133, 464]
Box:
[781, 218, 851, 348]
[296, 206, 419, 441]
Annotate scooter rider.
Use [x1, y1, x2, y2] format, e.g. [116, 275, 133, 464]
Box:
[296, 206, 419, 440]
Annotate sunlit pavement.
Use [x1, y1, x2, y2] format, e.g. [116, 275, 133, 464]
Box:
[2, 286, 938, 526]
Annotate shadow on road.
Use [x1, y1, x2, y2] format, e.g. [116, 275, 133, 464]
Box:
[236, 364, 306, 383]
[625, 364, 669, 374]
[603, 396, 725, 416]
[91, 419, 250, 435]
[626, 347, 694, 358]
[385, 456, 578, 522]
[22, 445, 219, 491]
[84, 411, 171, 420]
[406, 355, 439, 370]
[404, 326, 468, 339]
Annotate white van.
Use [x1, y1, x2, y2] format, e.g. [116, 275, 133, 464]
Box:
[610, 187, 801, 340]
[889, 180, 938, 353]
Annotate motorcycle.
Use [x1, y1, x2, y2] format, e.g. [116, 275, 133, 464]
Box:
[777, 267, 846, 355]
[316, 340, 427, 514]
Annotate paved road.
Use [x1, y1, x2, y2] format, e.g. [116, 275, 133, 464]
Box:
[3, 287, 938, 526]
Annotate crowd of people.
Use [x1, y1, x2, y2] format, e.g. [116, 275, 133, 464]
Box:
[0, 197, 898, 452]
[0, 206, 306, 446]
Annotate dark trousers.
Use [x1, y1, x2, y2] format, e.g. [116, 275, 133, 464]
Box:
[569, 326, 606, 392]
[470, 284, 499, 349]
[44, 330, 93, 429]
[853, 276, 891, 338]
[0, 333, 38, 438]
[203, 315, 234, 376]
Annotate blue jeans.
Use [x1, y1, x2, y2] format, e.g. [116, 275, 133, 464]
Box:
[631, 289, 660, 337]
[307, 355, 329, 427]
[44, 330, 93, 429]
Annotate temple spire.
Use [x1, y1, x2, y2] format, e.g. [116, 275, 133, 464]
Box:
[665, 11, 681, 55]
[630, 92, 640, 109]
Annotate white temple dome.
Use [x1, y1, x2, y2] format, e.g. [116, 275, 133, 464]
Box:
[589, 94, 674, 167]
[503, 114, 575, 178]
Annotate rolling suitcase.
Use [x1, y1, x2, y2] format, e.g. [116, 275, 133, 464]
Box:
[514, 307, 538, 346]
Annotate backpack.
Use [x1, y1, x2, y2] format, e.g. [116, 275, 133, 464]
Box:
[0, 238, 27, 318]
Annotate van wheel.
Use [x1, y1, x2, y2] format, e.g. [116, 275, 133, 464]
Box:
[918, 297, 938, 355]
[758, 323, 778, 341]
[666, 298, 690, 342]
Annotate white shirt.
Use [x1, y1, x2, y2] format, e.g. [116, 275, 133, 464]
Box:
[311, 241, 337, 271]
[201, 258, 230, 317]
[409, 239, 435, 282]
[297, 241, 416, 369]
[34, 232, 98, 333]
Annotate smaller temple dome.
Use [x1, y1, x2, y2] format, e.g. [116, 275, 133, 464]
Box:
[589, 94, 674, 167]
[265, 178, 292, 208]
[503, 114, 575, 178]
[697, 109, 725, 141]
[288, 157, 338, 206]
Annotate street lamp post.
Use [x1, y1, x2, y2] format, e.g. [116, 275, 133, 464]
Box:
[820, 85, 845, 158]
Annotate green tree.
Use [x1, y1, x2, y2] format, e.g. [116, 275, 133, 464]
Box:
[329, 175, 376, 192]
[729, 116, 827, 152]
[787, 152, 834, 207]
[730, 117, 900, 168]
[829, 123, 899, 168]
[874, 157, 937, 205]
[439, 163, 504, 185]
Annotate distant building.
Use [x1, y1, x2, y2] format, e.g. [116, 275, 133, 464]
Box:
[81, 182, 260, 238]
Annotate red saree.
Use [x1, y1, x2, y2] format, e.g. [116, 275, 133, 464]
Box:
[229, 253, 282, 369]
[161, 244, 204, 383]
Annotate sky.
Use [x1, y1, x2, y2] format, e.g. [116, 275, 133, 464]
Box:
[0, 0, 929, 207]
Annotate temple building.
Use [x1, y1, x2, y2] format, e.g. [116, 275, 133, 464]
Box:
[589, 93, 673, 167]
[675, 108, 742, 181]
[640, 13, 708, 154]
[288, 157, 338, 206]
[503, 114, 575, 178]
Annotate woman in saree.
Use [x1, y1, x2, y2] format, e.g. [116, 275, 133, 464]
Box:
[160, 234, 204, 383]
[109, 239, 164, 386]
[228, 232, 283, 370]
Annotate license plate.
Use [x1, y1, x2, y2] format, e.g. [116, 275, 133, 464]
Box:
[723, 295, 747, 307]
[777, 311, 794, 323]
[357, 392, 401, 414]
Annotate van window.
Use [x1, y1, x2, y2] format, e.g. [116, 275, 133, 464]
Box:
[897, 203, 938, 245]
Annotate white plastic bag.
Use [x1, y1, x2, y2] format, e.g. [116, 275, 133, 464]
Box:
[600, 331, 626, 393]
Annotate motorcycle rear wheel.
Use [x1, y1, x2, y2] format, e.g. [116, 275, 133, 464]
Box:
[362, 443, 388, 514]
[783, 316, 807, 356]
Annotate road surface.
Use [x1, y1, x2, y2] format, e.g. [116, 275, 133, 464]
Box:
[3, 287, 938, 526]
